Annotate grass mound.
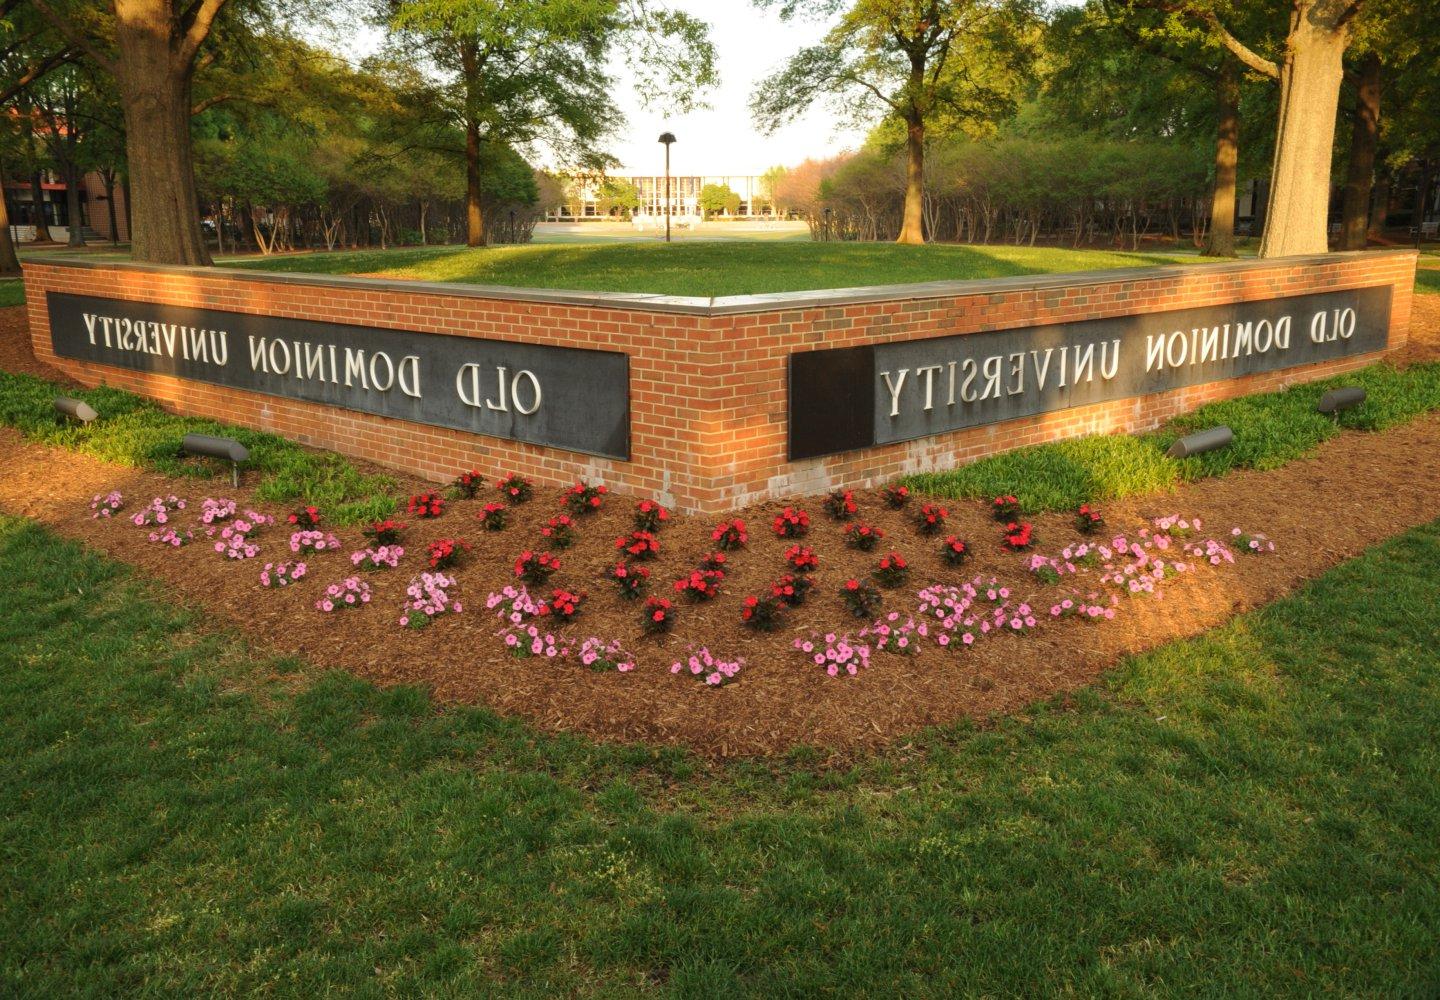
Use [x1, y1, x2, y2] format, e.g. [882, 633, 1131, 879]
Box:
[0, 370, 396, 523]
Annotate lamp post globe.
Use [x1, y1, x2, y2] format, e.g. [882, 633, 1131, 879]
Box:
[658, 132, 676, 243]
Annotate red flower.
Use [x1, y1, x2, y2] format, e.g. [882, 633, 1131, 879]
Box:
[772, 507, 811, 538]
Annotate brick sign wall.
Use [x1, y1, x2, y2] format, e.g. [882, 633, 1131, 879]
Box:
[23, 251, 1417, 513]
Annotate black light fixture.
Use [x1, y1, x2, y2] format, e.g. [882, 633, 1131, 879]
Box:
[1165, 425, 1234, 459]
[1317, 386, 1366, 414]
[54, 396, 98, 424]
[658, 131, 676, 243]
[181, 432, 250, 487]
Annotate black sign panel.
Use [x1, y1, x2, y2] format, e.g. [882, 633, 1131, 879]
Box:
[789, 285, 1392, 460]
[47, 292, 630, 459]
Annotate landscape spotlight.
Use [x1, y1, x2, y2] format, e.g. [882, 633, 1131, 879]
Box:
[1316, 386, 1366, 415]
[54, 396, 99, 424]
[1165, 425, 1233, 459]
[181, 432, 250, 488]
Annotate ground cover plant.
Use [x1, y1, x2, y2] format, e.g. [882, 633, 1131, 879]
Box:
[905, 360, 1440, 511]
[2, 515, 1438, 994]
[0, 369, 396, 524]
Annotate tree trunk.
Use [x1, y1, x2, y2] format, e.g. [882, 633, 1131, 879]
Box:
[1258, 3, 1353, 258]
[64, 163, 87, 247]
[29, 170, 54, 243]
[1204, 60, 1240, 257]
[1414, 159, 1433, 244]
[1339, 53, 1380, 251]
[103, 171, 120, 244]
[897, 119, 925, 245]
[0, 173, 21, 275]
[121, 174, 132, 241]
[113, 15, 211, 266]
[1367, 169, 1390, 235]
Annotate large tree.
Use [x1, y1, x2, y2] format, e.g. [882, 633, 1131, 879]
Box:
[752, 0, 1038, 245]
[383, 0, 714, 246]
[1178, 0, 1369, 257]
[27, 0, 263, 265]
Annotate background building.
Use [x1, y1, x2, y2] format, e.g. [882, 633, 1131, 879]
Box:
[550, 174, 776, 220]
[3, 168, 130, 243]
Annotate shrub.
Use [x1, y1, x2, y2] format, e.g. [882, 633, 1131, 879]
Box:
[843, 522, 884, 551]
[740, 594, 785, 631]
[427, 538, 470, 570]
[785, 544, 819, 573]
[674, 568, 724, 601]
[771, 573, 812, 607]
[148, 526, 193, 547]
[479, 502, 507, 531]
[873, 551, 910, 588]
[407, 492, 445, 518]
[514, 550, 560, 585]
[711, 519, 748, 551]
[577, 637, 636, 673]
[1001, 522, 1035, 551]
[822, 489, 858, 519]
[496, 473, 534, 503]
[841, 578, 882, 618]
[260, 561, 307, 588]
[609, 561, 650, 599]
[670, 646, 742, 686]
[316, 576, 371, 612]
[771, 507, 810, 538]
[90, 491, 124, 519]
[351, 545, 404, 570]
[1230, 527, 1276, 554]
[634, 499, 671, 532]
[915, 502, 948, 535]
[861, 612, 928, 654]
[542, 588, 586, 621]
[400, 572, 462, 628]
[290, 530, 340, 554]
[615, 530, 660, 561]
[941, 535, 970, 567]
[365, 519, 405, 545]
[541, 514, 576, 548]
[643, 596, 676, 634]
[201, 497, 238, 524]
[882, 483, 911, 508]
[286, 505, 322, 528]
[451, 469, 486, 499]
[991, 495, 1022, 521]
[499, 624, 567, 659]
[487, 584, 545, 624]
[793, 631, 871, 676]
[1075, 503, 1105, 535]
[565, 480, 608, 514]
[131, 495, 186, 527]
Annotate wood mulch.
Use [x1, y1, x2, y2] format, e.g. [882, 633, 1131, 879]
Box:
[2, 301, 1438, 760]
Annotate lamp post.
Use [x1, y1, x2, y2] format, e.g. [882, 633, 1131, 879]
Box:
[659, 131, 676, 243]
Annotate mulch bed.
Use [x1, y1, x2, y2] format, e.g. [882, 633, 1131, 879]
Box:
[2, 301, 1439, 759]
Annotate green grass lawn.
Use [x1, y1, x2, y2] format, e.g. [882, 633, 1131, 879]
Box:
[228, 241, 1201, 297]
[2, 517, 1439, 994]
[0, 370, 396, 524]
[905, 360, 1440, 512]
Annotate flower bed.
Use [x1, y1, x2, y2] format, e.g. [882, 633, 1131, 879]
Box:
[74, 465, 1308, 755]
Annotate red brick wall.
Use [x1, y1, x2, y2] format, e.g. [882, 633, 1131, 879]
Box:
[22, 251, 1417, 513]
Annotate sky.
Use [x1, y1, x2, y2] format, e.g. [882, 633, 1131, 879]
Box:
[595, 1, 868, 177]
[325, 2, 868, 179]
